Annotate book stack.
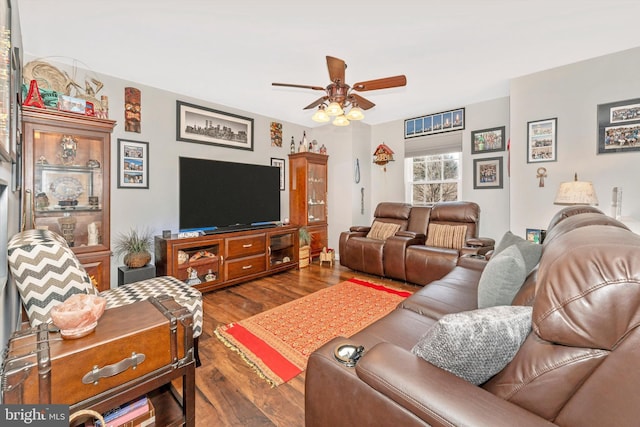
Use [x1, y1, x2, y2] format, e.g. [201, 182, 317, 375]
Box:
[83, 395, 155, 427]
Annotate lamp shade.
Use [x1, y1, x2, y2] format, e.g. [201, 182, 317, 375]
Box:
[346, 106, 365, 121]
[332, 115, 350, 126]
[554, 174, 598, 205]
[325, 102, 344, 116]
[312, 106, 330, 123]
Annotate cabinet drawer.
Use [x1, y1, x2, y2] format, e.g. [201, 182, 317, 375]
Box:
[226, 234, 266, 258]
[225, 254, 266, 280]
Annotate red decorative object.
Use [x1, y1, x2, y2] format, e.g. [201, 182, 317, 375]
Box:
[24, 79, 45, 108]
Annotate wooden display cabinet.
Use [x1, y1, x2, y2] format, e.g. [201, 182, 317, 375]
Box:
[289, 152, 328, 258]
[22, 107, 116, 291]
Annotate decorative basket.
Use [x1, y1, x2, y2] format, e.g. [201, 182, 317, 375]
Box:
[124, 251, 151, 268]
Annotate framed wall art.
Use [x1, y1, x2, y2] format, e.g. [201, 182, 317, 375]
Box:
[0, 0, 11, 162]
[117, 139, 149, 189]
[176, 100, 254, 151]
[473, 156, 503, 189]
[270, 157, 285, 191]
[597, 97, 640, 154]
[527, 118, 557, 163]
[471, 126, 505, 154]
[405, 107, 465, 139]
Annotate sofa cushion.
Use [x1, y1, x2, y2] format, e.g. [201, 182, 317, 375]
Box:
[425, 224, 467, 250]
[366, 221, 401, 241]
[494, 230, 525, 254]
[477, 233, 542, 308]
[7, 229, 95, 326]
[411, 305, 533, 385]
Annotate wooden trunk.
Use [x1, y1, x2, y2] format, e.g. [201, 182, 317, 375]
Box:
[1, 297, 193, 406]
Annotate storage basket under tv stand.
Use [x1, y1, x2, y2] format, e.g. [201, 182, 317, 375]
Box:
[155, 225, 299, 293]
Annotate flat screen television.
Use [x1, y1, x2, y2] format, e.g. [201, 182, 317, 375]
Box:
[179, 157, 281, 233]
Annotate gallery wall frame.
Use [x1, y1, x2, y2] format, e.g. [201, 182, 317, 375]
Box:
[527, 118, 557, 163]
[597, 97, 640, 154]
[0, 0, 11, 162]
[471, 126, 505, 154]
[473, 156, 503, 189]
[270, 157, 285, 191]
[176, 100, 254, 151]
[404, 107, 465, 139]
[117, 139, 149, 189]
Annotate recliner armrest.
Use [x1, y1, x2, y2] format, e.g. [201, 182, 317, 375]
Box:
[356, 343, 555, 427]
[395, 231, 425, 240]
[466, 237, 495, 247]
[350, 225, 371, 233]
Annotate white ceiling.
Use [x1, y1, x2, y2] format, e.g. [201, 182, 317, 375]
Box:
[15, 0, 640, 127]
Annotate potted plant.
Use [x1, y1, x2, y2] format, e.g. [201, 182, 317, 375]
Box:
[299, 226, 311, 268]
[114, 227, 154, 268]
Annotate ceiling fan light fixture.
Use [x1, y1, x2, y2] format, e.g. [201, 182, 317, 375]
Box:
[312, 106, 330, 123]
[325, 101, 344, 116]
[333, 115, 350, 126]
[346, 106, 365, 121]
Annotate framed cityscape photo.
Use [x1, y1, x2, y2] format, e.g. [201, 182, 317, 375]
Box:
[176, 100, 254, 151]
[117, 139, 149, 189]
[527, 118, 557, 163]
[471, 126, 505, 154]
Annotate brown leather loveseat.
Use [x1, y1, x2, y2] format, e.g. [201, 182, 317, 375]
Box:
[339, 201, 494, 284]
[306, 206, 640, 426]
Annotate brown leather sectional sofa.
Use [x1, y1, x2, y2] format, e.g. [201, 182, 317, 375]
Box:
[339, 201, 495, 285]
[306, 206, 640, 426]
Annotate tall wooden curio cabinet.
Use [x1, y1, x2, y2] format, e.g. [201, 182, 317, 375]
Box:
[289, 152, 328, 258]
[22, 107, 116, 291]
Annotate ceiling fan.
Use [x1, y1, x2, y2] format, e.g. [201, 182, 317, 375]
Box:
[272, 56, 407, 126]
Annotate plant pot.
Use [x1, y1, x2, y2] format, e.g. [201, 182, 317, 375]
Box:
[299, 245, 310, 268]
[124, 251, 151, 268]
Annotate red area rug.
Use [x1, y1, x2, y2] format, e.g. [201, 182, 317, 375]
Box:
[214, 278, 411, 386]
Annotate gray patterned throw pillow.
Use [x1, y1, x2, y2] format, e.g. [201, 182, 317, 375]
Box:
[411, 305, 532, 385]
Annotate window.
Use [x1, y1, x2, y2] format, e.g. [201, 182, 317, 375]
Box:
[406, 153, 461, 204]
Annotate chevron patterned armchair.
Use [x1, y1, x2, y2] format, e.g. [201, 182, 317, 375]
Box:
[6, 229, 203, 363]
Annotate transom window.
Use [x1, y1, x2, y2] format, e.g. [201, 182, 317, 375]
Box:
[405, 153, 461, 204]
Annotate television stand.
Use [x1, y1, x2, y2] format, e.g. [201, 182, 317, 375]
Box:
[155, 225, 300, 293]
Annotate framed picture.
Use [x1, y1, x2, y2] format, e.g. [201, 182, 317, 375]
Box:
[526, 228, 542, 244]
[117, 139, 149, 189]
[473, 156, 503, 189]
[471, 126, 505, 154]
[405, 107, 465, 139]
[0, 0, 11, 162]
[597, 97, 640, 154]
[176, 100, 254, 151]
[271, 157, 285, 191]
[527, 118, 557, 163]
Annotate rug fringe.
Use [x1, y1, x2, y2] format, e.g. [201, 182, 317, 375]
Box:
[214, 326, 278, 388]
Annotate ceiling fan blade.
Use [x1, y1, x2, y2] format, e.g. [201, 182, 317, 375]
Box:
[272, 82, 326, 91]
[352, 75, 407, 91]
[326, 56, 346, 84]
[304, 96, 329, 110]
[349, 93, 375, 110]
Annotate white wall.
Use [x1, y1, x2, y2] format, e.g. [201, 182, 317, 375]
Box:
[463, 97, 510, 240]
[510, 46, 640, 235]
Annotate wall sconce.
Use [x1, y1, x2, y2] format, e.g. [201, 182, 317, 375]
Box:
[554, 173, 598, 205]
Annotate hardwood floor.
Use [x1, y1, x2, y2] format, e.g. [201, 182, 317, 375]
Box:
[193, 262, 418, 426]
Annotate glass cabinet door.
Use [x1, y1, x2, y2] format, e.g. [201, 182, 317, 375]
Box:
[307, 162, 326, 224]
[30, 130, 106, 249]
[269, 231, 296, 267]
